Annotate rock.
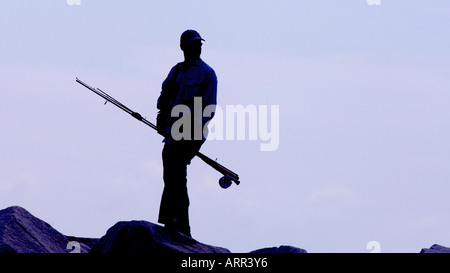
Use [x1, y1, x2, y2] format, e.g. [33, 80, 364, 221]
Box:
[250, 245, 307, 253]
[0, 206, 91, 253]
[420, 244, 450, 253]
[90, 220, 230, 254]
[0, 206, 307, 254]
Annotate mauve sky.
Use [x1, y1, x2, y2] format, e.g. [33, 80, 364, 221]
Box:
[1, 1, 450, 252]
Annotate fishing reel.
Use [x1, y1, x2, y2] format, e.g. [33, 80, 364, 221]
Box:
[219, 175, 233, 189]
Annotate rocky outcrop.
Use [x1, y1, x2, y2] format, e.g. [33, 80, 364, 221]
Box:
[9, 205, 449, 253]
[90, 220, 230, 253]
[0, 206, 310, 254]
[0, 206, 91, 253]
[0, 206, 232, 254]
[420, 244, 450, 253]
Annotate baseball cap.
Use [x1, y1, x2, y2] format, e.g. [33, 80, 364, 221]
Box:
[180, 30, 205, 45]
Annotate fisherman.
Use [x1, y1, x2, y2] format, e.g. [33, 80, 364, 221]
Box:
[156, 30, 217, 237]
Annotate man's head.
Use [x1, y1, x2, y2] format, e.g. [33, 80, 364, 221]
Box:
[180, 30, 204, 61]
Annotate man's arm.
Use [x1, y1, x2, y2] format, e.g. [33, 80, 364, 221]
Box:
[157, 63, 182, 110]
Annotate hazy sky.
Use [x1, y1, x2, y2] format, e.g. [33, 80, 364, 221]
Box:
[1, 1, 450, 253]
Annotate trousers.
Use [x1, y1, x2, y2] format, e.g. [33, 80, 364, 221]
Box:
[158, 140, 202, 236]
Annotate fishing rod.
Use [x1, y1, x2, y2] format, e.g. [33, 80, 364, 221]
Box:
[75, 77, 240, 188]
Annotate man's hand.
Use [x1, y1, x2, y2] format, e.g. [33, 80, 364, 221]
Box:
[156, 111, 168, 136]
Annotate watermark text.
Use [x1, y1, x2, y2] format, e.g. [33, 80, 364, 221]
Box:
[169, 97, 280, 152]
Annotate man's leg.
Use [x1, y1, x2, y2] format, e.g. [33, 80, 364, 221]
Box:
[158, 140, 202, 237]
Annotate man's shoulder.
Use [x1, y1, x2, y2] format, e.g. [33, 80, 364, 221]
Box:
[172, 62, 184, 71]
[167, 62, 183, 76]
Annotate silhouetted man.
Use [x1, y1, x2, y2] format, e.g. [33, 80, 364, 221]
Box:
[156, 30, 217, 237]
